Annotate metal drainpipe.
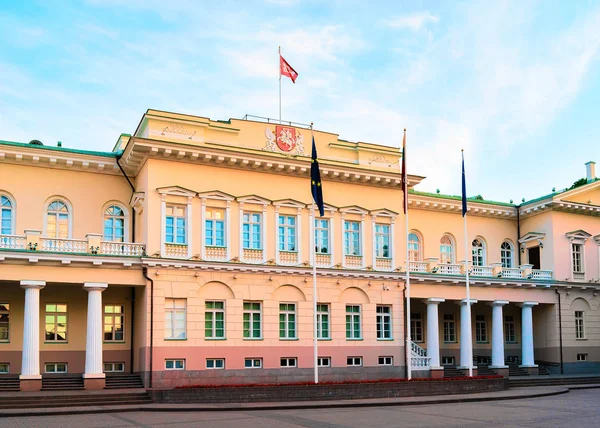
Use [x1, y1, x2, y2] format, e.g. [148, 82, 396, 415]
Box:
[142, 267, 154, 388]
[130, 287, 135, 374]
[403, 283, 408, 379]
[555, 289, 564, 374]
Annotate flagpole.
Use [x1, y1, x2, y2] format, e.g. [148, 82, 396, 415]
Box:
[403, 129, 412, 381]
[462, 149, 473, 377]
[278, 46, 282, 124]
[310, 123, 319, 384]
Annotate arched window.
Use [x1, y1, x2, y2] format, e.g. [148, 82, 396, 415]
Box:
[46, 200, 70, 238]
[440, 235, 454, 264]
[104, 206, 125, 242]
[408, 232, 421, 261]
[471, 238, 485, 266]
[501, 241, 513, 268]
[1, 195, 13, 235]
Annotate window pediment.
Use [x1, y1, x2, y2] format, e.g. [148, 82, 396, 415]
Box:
[339, 205, 368, 215]
[594, 234, 600, 244]
[518, 232, 546, 244]
[566, 230, 592, 242]
[156, 186, 197, 197]
[197, 190, 235, 201]
[272, 198, 306, 209]
[370, 208, 398, 218]
[236, 194, 271, 206]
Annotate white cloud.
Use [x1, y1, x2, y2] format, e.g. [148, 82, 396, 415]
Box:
[382, 12, 439, 31]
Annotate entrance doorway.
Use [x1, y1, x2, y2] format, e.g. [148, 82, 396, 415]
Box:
[528, 246, 541, 269]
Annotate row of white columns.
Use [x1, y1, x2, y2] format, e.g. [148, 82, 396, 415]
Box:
[425, 298, 538, 369]
[19, 280, 108, 380]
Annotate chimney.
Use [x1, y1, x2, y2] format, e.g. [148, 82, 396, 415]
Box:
[585, 161, 596, 183]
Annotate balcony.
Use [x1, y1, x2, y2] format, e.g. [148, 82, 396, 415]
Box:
[437, 263, 462, 275]
[471, 266, 494, 277]
[499, 267, 523, 279]
[409, 261, 428, 273]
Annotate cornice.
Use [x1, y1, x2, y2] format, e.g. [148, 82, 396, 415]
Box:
[0, 251, 143, 268]
[520, 200, 600, 218]
[408, 194, 517, 218]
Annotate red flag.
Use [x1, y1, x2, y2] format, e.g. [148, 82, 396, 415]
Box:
[280, 55, 298, 83]
[401, 129, 408, 214]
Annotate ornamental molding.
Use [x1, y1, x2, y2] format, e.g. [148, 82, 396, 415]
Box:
[520, 200, 600, 218]
[197, 190, 235, 201]
[236, 194, 271, 206]
[156, 186, 197, 197]
[272, 198, 307, 209]
[565, 230, 592, 242]
[408, 195, 516, 218]
[264, 126, 306, 156]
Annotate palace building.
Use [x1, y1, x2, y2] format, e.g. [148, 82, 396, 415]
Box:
[0, 109, 599, 391]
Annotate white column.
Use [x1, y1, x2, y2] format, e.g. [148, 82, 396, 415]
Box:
[20, 280, 46, 379]
[490, 300, 509, 368]
[309, 207, 315, 266]
[329, 214, 335, 268]
[200, 197, 206, 260]
[262, 205, 268, 264]
[371, 216, 376, 269]
[275, 206, 280, 265]
[186, 196, 193, 259]
[459, 298, 477, 369]
[296, 207, 302, 264]
[160, 195, 166, 257]
[519, 301, 538, 367]
[83, 282, 108, 379]
[239, 203, 244, 262]
[390, 219, 396, 271]
[426, 298, 444, 368]
[225, 201, 231, 261]
[360, 214, 366, 268]
[341, 213, 346, 268]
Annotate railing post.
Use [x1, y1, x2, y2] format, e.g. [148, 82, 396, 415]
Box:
[24, 230, 41, 251]
[520, 264, 534, 279]
[86, 233, 102, 254]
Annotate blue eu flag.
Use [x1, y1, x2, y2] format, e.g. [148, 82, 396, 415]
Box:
[311, 137, 325, 217]
[461, 150, 467, 217]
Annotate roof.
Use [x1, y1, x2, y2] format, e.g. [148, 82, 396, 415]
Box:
[0, 139, 119, 158]
[409, 189, 515, 207]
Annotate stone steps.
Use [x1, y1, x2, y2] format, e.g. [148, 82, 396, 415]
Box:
[509, 376, 600, 388]
[443, 367, 467, 378]
[42, 376, 85, 391]
[105, 374, 144, 389]
[0, 392, 152, 409]
[0, 376, 20, 392]
[508, 365, 530, 377]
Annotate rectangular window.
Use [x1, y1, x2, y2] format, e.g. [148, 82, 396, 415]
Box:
[165, 359, 185, 370]
[47, 213, 69, 239]
[441, 356, 455, 366]
[165, 205, 186, 244]
[317, 357, 331, 367]
[375, 224, 390, 258]
[205, 208, 225, 247]
[0, 303, 9, 342]
[378, 356, 393, 366]
[103, 362, 125, 372]
[443, 313, 456, 343]
[164, 299, 186, 339]
[577, 353, 588, 361]
[504, 315, 516, 343]
[315, 219, 330, 254]
[475, 314, 487, 343]
[1, 204, 11, 235]
[411, 312, 423, 342]
[45, 363, 67, 373]
[242, 212, 262, 249]
[280, 357, 297, 367]
[572, 243, 583, 273]
[344, 220, 361, 256]
[278, 215, 297, 252]
[45, 304, 68, 342]
[0, 363, 8, 374]
[279, 303, 297, 339]
[244, 358, 262, 368]
[575, 311, 585, 339]
[317, 304, 330, 339]
[347, 357, 362, 366]
[103, 305, 124, 342]
[205, 301, 225, 339]
[376, 306, 392, 339]
[243, 301, 262, 339]
[346, 305, 361, 339]
[206, 358, 225, 369]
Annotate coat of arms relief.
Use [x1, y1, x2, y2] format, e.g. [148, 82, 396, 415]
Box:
[264, 125, 305, 156]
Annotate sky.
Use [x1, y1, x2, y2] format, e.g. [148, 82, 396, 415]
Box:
[1, 0, 599, 203]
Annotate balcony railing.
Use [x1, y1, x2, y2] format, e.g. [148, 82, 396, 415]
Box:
[40, 237, 87, 253]
[315, 253, 332, 267]
[205, 246, 228, 261]
[101, 241, 145, 256]
[279, 250, 299, 266]
[409, 261, 428, 273]
[410, 341, 430, 369]
[0, 235, 26, 250]
[500, 267, 523, 279]
[375, 257, 393, 271]
[243, 248, 263, 263]
[344, 255, 363, 268]
[573, 272, 585, 281]
[164, 243, 188, 259]
[438, 263, 462, 275]
[471, 266, 494, 277]
[530, 269, 553, 280]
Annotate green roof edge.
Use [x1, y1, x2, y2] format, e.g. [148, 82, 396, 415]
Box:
[0, 140, 119, 158]
[409, 190, 515, 207]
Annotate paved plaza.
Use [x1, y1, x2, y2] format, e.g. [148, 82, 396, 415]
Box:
[0, 388, 599, 428]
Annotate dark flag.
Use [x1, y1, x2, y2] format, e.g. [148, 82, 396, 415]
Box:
[311, 137, 325, 217]
[461, 150, 467, 217]
[401, 129, 408, 214]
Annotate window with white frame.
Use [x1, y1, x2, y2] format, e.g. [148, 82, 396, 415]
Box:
[471, 238, 485, 266]
[242, 212, 262, 249]
[315, 219, 330, 253]
[441, 356, 455, 366]
[103, 304, 124, 342]
[378, 356, 393, 366]
[0, 303, 9, 342]
[575, 311, 585, 339]
[0, 195, 13, 235]
[244, 358, 262, 368]
[577, 353, 588, 361]
[411, 312, 423, 342]
[46, 200, 70, 238]
[164, 299, 186, 339]
[440, 235, 454, 264]
[206, 358, 225, 369]
[505, 315, 516, 343]
[317, 357, 331, 367]
[344, 220, 361, 256]
[280, 357, 297, 367]
[347, 356, 362, 366]
[103, 206, 125, 242]
[475, 314, 487, 343]
[317, 304, 330, 339]
[375, 224, 391, 258]
[165, 205, 186, 244]
[278, 215, 297, 252]
[205, 208, 225, 247]
[205, 301, 225, 339]
[408, 232, 421, 261]
[443, 313, 456, 342]
[346, 305, 361, 339]
[0, 363, 8, 374]
[45, 304, 67, 342]
[500, 241, 513, 268]
[165, 359, 185, 370]
[243, 301, 262, 339]
[376, 306, 392, 339]
[104, 362, 124, 372]
[279, 303, 296, 339]
[572, 243, 584, 273]
[45, 363, 67, 373]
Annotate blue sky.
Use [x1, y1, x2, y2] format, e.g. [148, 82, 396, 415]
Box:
[1, 0, 599, 203]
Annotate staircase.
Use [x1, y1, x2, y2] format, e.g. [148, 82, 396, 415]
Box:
[537, 365, 551, 376]
[508, 364, 530, 377]
[509, 375, 600, 388]
[410, 341, 431, 369]
[42, 375, 85, 391]
[443, 366, 467, 378]
[105, 373, 145, 389]
[0, 376, 20, 391]
[476, 365, 498, 376]
[0, 391, 152, 409]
